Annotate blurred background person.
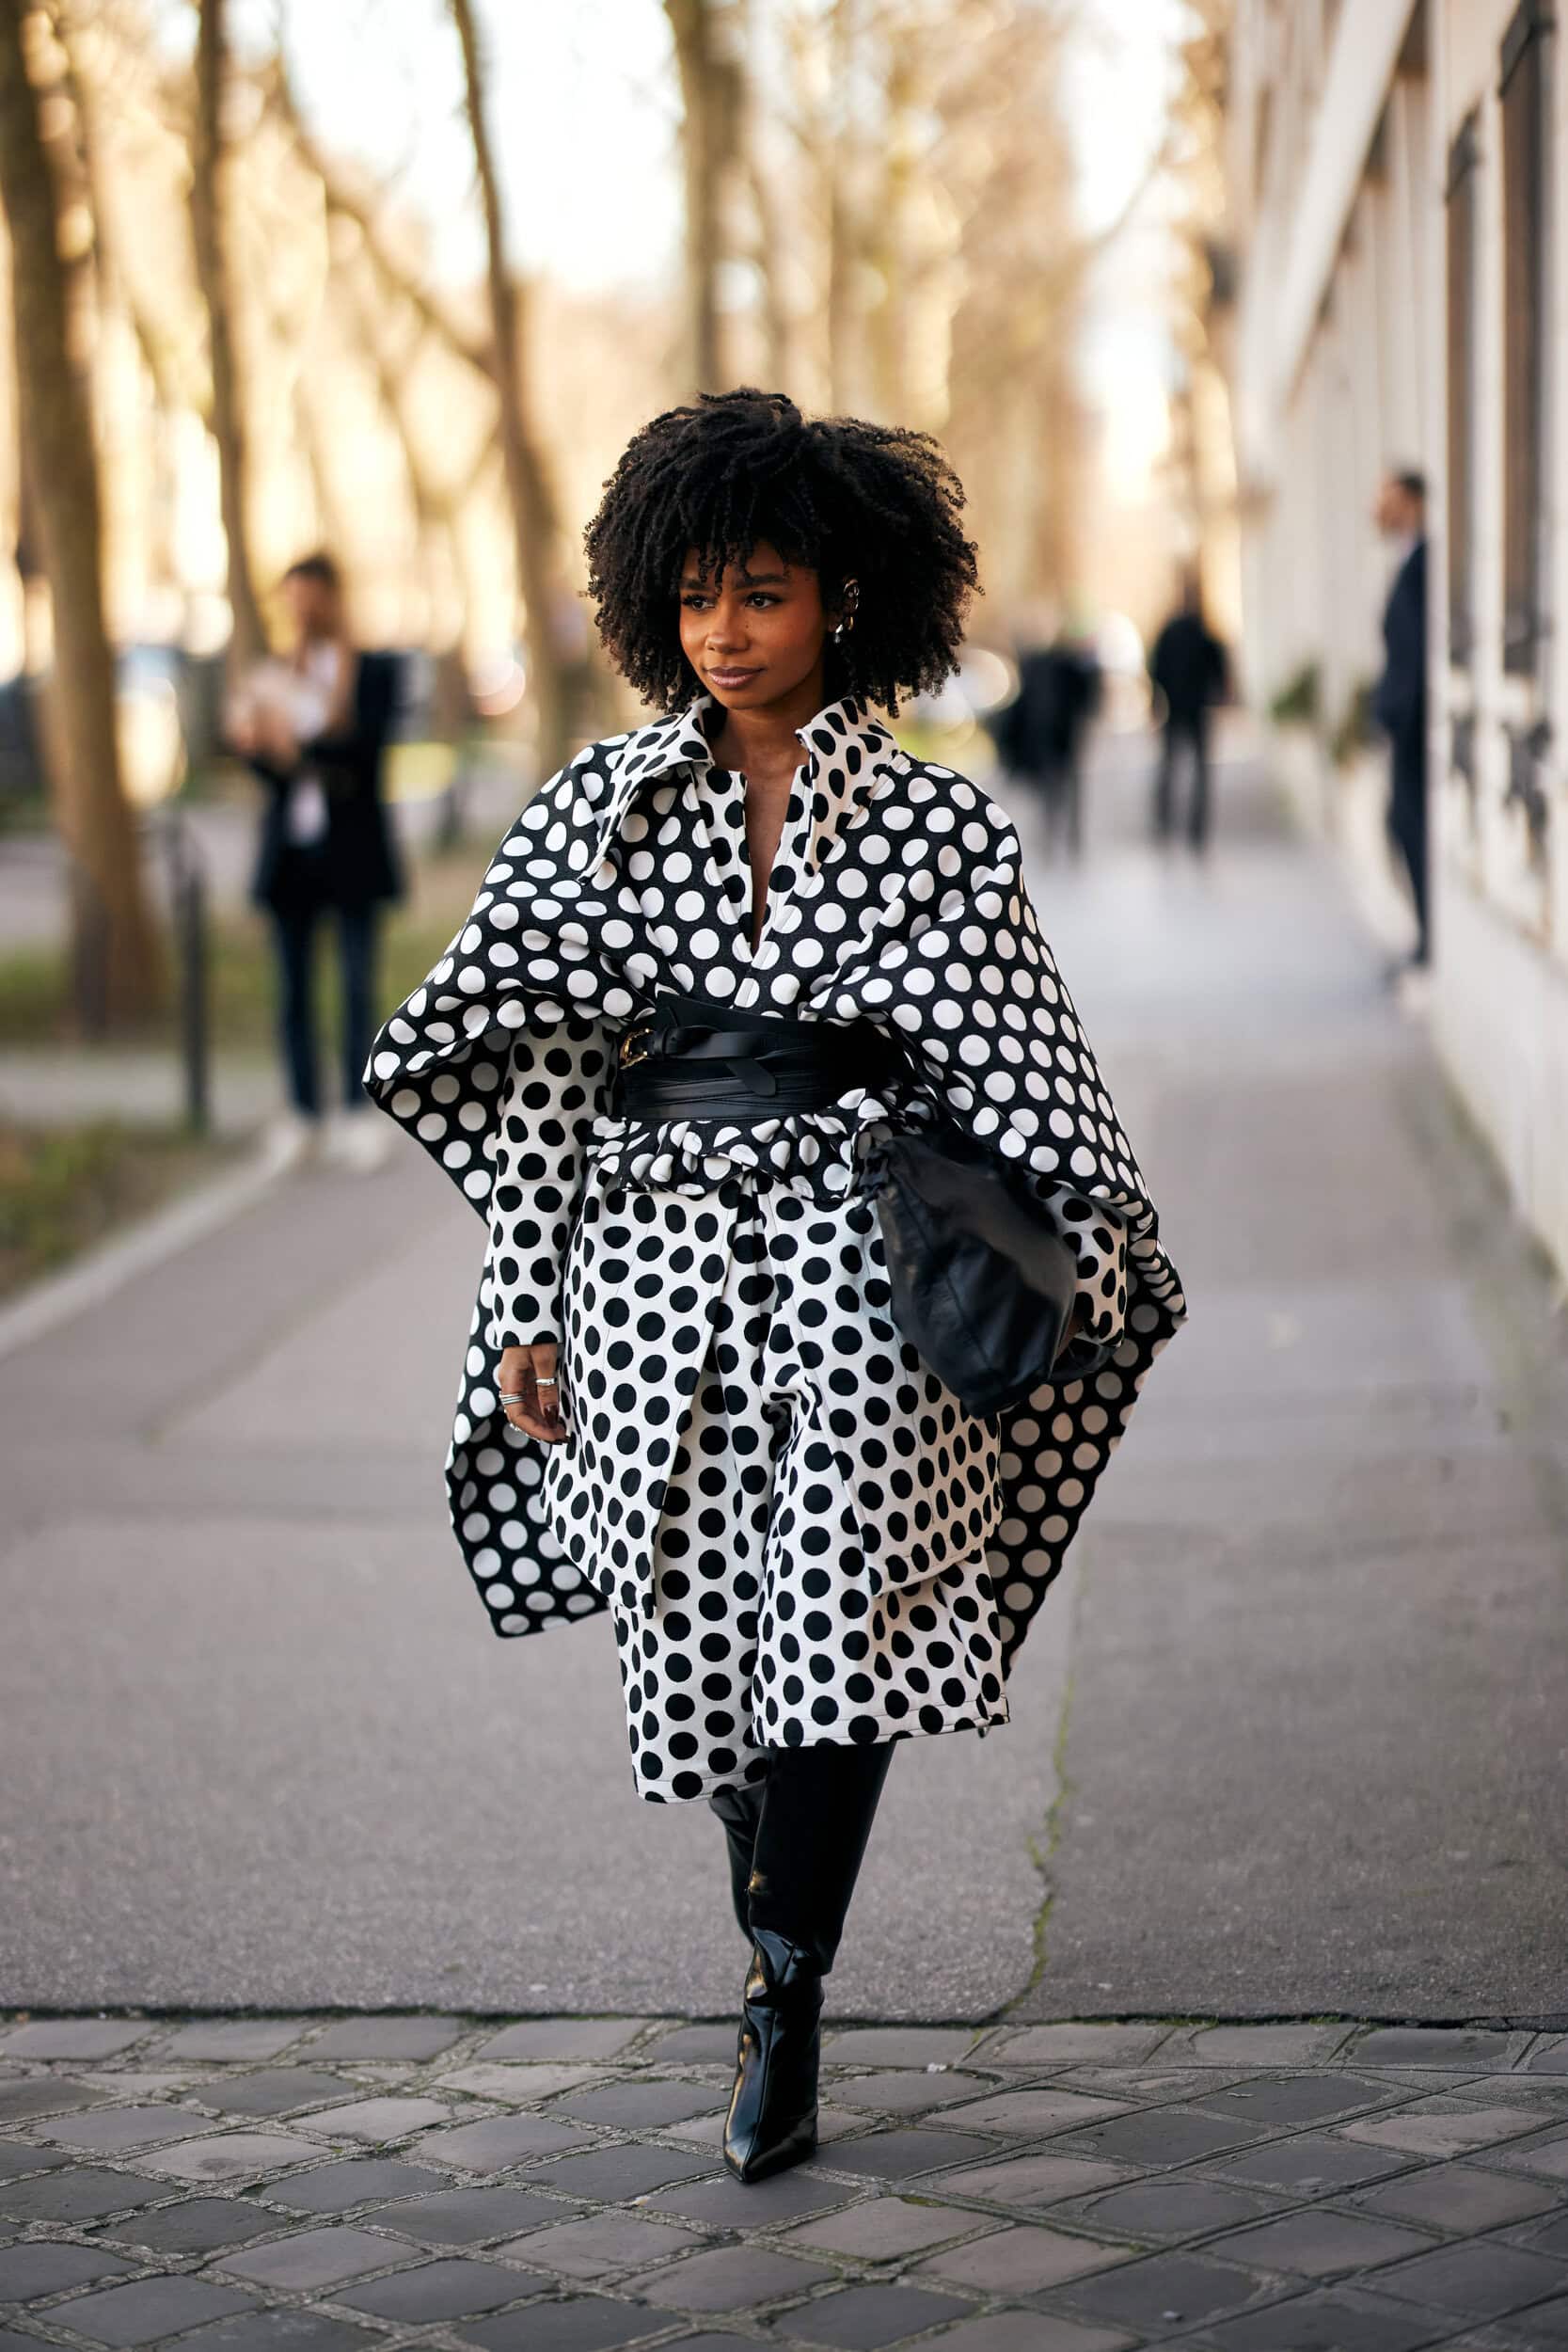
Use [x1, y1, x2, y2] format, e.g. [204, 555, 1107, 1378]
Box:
[228, 553, 404, 1170]
[1148, 573, 1228, 850]
[1371, 468, 1430, 975]
[995, 612, 1102, 857]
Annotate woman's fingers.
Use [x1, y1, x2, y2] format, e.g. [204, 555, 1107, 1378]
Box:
[498, 1346, 530, 1434]
[528, 1342, 566, 1440]
[499, 1342, 567, 1444]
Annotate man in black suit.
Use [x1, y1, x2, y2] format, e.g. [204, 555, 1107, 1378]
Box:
[1372, 469, 1430, 969]
[1148, 576, 1228, 849]
[996, 627, 1102, 857]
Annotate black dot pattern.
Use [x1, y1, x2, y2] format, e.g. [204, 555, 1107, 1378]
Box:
[367, 694, 1186, 1793]
[551, 1176, 1009, 1799]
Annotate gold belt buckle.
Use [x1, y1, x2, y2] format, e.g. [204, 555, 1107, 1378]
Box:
[619, 1025, 652, 1069]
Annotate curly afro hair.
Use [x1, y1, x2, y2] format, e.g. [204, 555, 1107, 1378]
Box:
[583, 388, 980, 714]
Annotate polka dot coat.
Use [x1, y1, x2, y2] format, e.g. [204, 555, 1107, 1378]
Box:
[367, 694, 1186, 1800]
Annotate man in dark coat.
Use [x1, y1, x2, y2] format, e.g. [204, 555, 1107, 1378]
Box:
[995, 626, 1102, 856]
[1148, 576, 1228, 849]
[1371, 469, 1430, 969]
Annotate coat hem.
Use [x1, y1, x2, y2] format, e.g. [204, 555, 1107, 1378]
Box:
[631, 1695, 1012, 1804]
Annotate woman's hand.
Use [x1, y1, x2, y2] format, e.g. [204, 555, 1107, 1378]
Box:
[255, 707, 299, 767]
[499, 1343, 567, 1442]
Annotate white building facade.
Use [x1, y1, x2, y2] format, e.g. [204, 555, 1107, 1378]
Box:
[1227, 0, 1568, 1278]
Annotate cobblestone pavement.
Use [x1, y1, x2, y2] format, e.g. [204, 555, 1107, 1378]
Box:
[7, 2012, 1568, 2351]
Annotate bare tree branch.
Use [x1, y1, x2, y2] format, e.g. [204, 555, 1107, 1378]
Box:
[191, 0, 267, 670]
[264, 53, 497, 386]
[448, 0, 572, 770]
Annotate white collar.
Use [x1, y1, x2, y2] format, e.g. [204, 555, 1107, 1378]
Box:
[591, 693, 899, 871]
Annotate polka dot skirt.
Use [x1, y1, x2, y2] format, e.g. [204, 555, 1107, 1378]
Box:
[367, 693, 1187, 1796]
[554, 1169, 1009, 1801]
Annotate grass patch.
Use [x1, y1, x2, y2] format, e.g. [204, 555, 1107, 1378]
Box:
[0, 1118, 240, 1303]
[0, 836, 493, 1299]
[0, 847, 485, 1051]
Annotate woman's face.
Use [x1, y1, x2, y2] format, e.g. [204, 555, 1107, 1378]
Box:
[283, 573, 335, 642]
[677, 541, 834, 715]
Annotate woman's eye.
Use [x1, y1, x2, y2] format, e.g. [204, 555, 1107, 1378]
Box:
[747, 594, 780, 609]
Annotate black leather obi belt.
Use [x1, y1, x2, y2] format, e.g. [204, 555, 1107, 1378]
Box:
[610, 997, 906, 1121]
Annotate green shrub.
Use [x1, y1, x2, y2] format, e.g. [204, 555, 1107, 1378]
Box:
[1329, 678, 1377, 769]
[0, 1118, 233, 1299]
[1268, 660, 1321, 728]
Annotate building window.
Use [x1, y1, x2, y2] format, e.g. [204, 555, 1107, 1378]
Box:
[1500, 2, 1552, 675]
[1445, 113, 1481, 668]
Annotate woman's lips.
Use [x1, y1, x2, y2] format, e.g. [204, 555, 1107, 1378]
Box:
[706, 666, 760, 686]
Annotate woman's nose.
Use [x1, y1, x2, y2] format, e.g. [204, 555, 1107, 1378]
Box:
[707, 605, 749, 651]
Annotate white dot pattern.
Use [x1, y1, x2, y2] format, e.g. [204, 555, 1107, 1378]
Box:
[547, 1169, 1010, 1799]
[367, 694, 1186, 1791]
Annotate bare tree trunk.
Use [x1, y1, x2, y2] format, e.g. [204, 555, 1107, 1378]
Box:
[747, 145, 790, 390]
[741, 0, 788, 389]
[864, 40, 916, 421]
[12, 394, 50, 676]
[55, 12, 191, 625]
[448, 0, 570, 774]
[665, 0, 740, 392]
[0, 0, 160, 1027]
[192, 0, 265, 676]
[268, 56, 496, 385]
[824, 0, 859, 411]
[341, 263, 476, 651]
[293, 367, 355, 560]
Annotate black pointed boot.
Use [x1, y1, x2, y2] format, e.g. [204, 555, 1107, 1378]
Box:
[708, 1777, 768, 1939]
[723, 1741, 894, 2185]
[723, 1929, 825, 2183]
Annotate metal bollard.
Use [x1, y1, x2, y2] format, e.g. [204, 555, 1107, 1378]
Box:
[160, 810, 210, 1135]
[68, 854, 111, 1040]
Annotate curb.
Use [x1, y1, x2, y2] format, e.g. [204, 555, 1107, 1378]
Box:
[0, 1134, 291, 1364]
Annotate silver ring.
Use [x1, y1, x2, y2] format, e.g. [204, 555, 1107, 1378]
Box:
[499, 1391, 526, 1405]
[535, 1376, 559, 1388]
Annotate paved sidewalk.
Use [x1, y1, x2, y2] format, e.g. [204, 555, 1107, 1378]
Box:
[1, 728, 1565, 2024]
[6, 2010, 1568, 2351]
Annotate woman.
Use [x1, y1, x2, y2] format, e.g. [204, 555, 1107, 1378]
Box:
[367, 390, 1185, 2183]
[232, 551, 403, 1170]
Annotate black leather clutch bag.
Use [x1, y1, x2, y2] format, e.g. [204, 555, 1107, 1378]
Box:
[872, 1124, 1108, 1418]
[603, 1000, 1104, 1420]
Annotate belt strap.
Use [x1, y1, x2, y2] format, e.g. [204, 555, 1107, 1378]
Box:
[611, 1007, 903, 1119]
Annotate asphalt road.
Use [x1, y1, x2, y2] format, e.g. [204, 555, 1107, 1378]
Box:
[3, 725, 1565, 2024]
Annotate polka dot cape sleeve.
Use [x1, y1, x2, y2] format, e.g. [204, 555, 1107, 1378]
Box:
[838, 811, 1187, 1673]
[362, 753, 613, 1219]
[849, 825, 1180, 1350]
[363, 752, 622, 1645]
[483, 1020, 611, 1349]
[1028, 1184, 1129, 1364]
